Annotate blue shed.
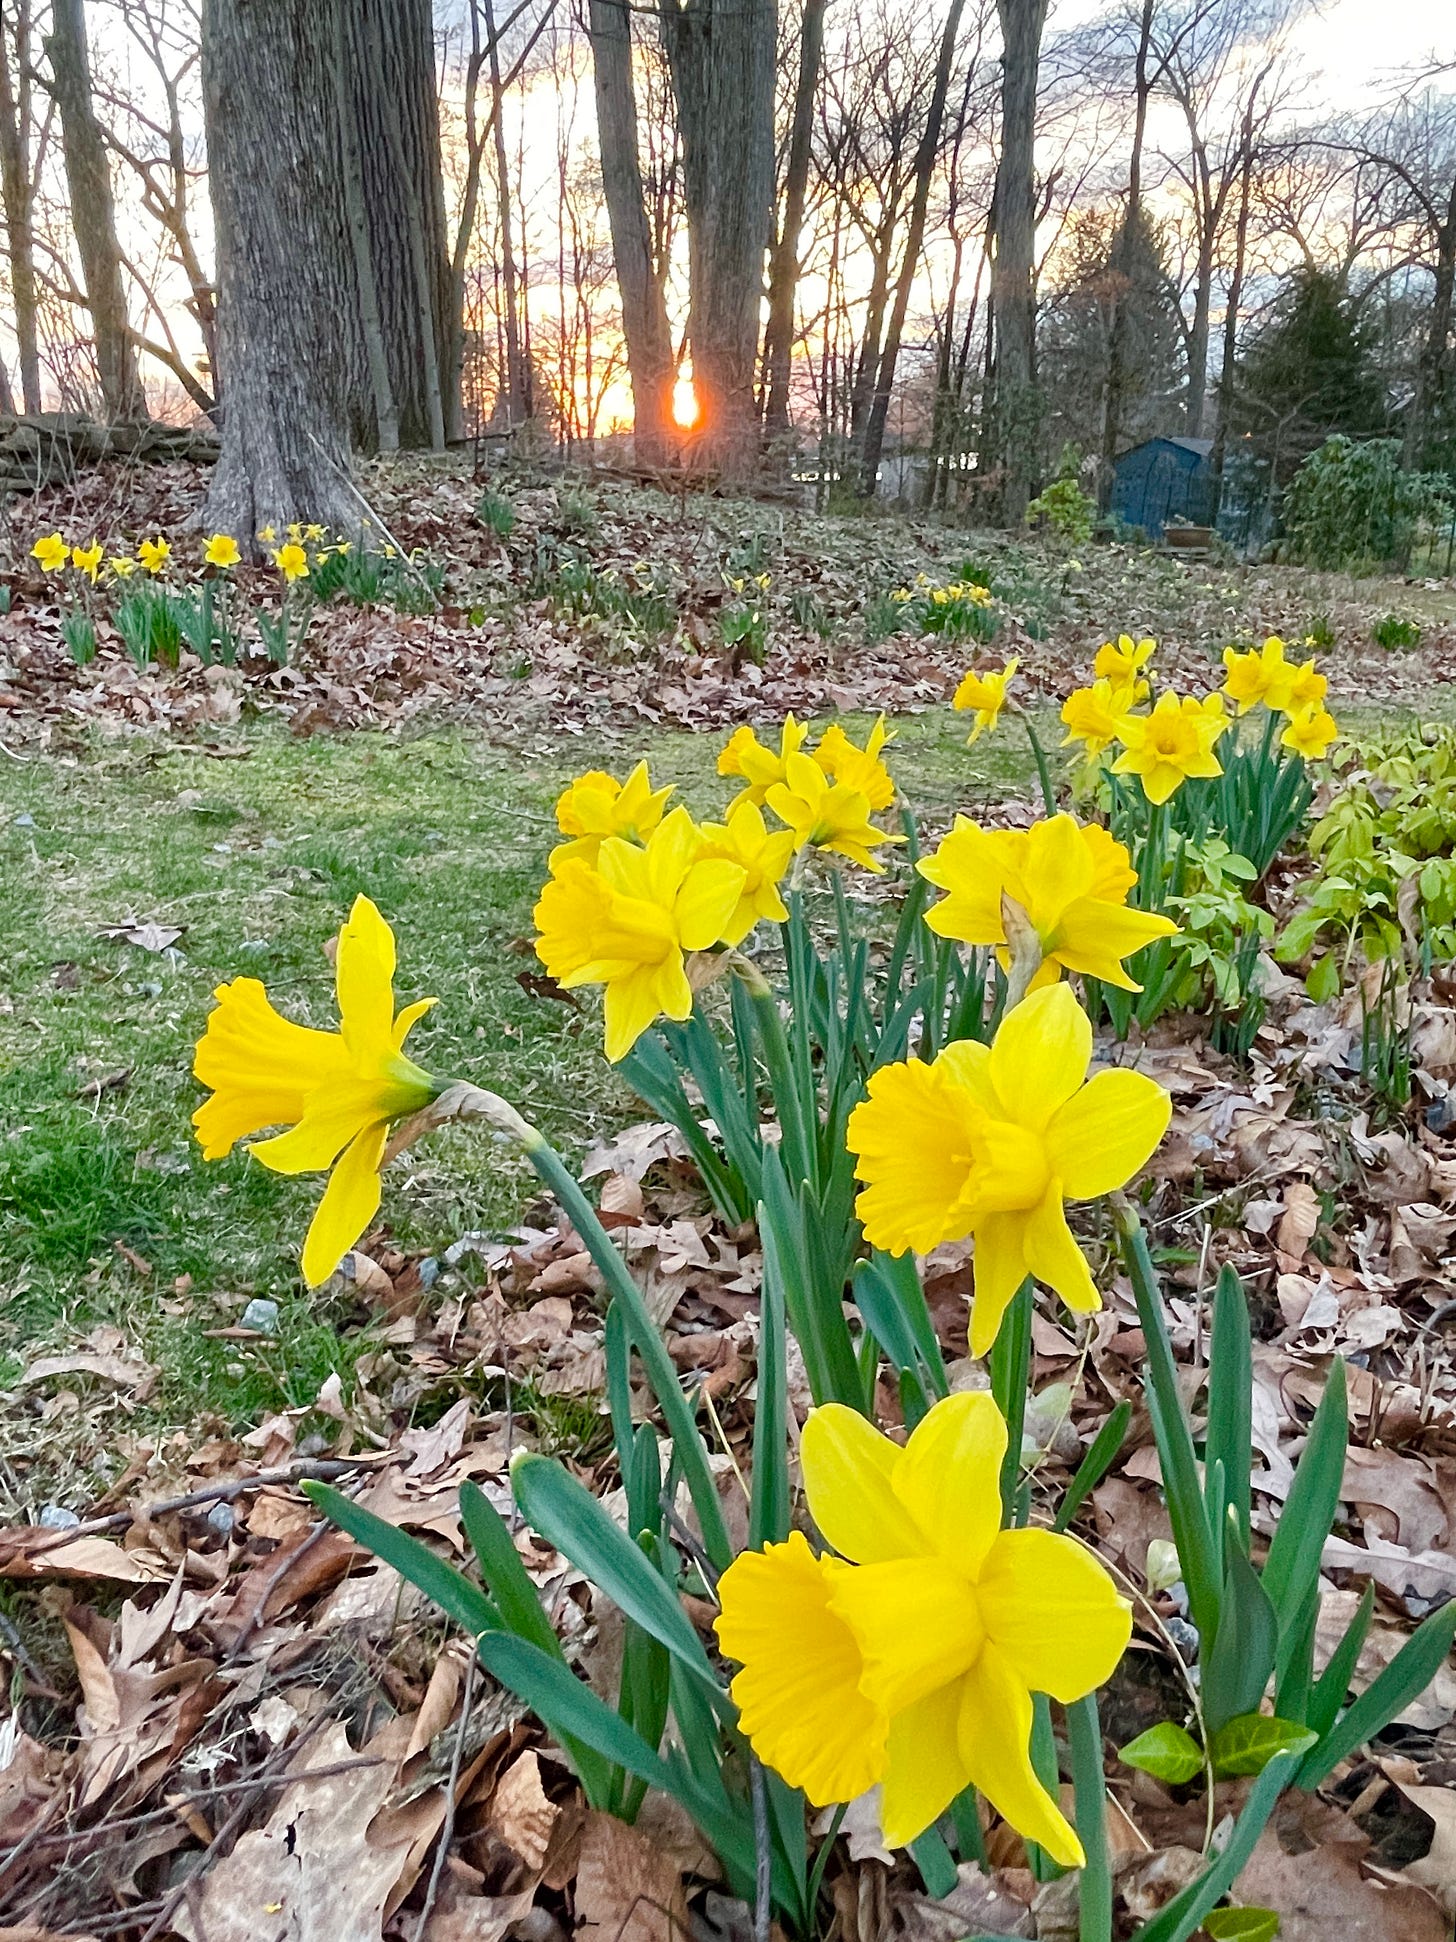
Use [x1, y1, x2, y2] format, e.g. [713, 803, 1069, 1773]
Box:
[1112, 436, 1216, 538]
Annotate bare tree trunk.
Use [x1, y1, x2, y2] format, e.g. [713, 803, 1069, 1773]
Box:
[333, 5, 398, 452]
[483, 0, 529, 423]
[761, 0, 826, 443]
[660, 0, 777, 470]
[1185, 229, 1213, 435]
[1210, 98, 1259, 509]
[1099, 0, 1155, 507]
[0, 2, 39, 413]
[1406, 170, 1456, 468]
[986, 0, 1047, 526]
[45, 0, 145, 420]
[858, 0, 965, 495]
[201, 0, 359, 539]
[588, 0, 675, 461]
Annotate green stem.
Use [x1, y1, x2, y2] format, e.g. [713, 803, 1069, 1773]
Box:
[1020, 710, 1059, 817]
[1068, 1695, 1112, 1942]
[989, 1278, 1033, 1525]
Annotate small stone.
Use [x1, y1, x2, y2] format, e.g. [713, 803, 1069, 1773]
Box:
[240, 1297, 280, 1335]
[207, 1502, 236, 1535]
[12, 811, 35, 828]
[417, 1256, 440, 1289]
[39, 1504, 80, 1530]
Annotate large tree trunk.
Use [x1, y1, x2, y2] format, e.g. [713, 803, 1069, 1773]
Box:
[761, 0, 826, 444]
[1210, 102, 1258, 511]
[347, 0, 451, 450]
[45, 0, 145, 421]
[483, 0, 530, 425]
[0, 4, 40, 414]
[588, 0, 675, 461]
[1406, 170, 1456, 468]
[1185, 230, 1213, 435]
[857, 0, 965, 496]
[985, 0, 1047, 527]
[1099, 0, 1154, 507]
[201, 0, 359, 538]
[659, 0, 777, 471]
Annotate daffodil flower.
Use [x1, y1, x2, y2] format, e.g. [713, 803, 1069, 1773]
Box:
[1112, 690, 1226, 804]
[108, 555, 137, 579]
[715, 1391, 1132, 1860]
[697, 798, 795, 944]
[765, 753, 904, 872]
[1281, 701, 1339, 761]
[193, 896, 439, 1287]
[952, 658, 1019, 742]
[534, 807, 746, 1061]
[1059, 679, 1127, 757]
[1093, 634, 1155, 692]
[205, 533, 242, 570]
[1221, 636, 1296, 714]
[847, 982, 1170, 1352]
[137, 537, 171, 575]
[550, 761, 673, 870]
[814, 715, 896, 811]
[718, 717, 809, 805]
[920, 813, 1177, 990]
[70, 541, 103, 582]
[31, 533, 69, 573]
[275, 542, 309, 582]
[1284, 657, 1327, 713]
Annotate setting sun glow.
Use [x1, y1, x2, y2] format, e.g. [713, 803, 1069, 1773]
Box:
[672, 370, 700, 429]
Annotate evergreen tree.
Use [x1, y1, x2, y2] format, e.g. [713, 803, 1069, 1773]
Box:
[1235, 267, 1386, 481]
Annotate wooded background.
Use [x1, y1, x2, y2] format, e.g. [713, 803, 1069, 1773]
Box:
[0, 0, 1451, 539]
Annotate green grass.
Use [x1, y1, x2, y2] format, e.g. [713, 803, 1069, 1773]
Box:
[0, 712, 1037, 1479]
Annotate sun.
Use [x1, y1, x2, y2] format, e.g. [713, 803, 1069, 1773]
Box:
[672, 370, 700, 430]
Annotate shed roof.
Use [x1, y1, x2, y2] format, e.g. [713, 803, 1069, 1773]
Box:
[1116, 435, 1214, 461]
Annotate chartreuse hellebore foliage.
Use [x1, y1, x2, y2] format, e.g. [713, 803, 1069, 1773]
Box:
[716, 1391, 1131, 1863]
[192, 895, 438, 1287]
[847, 984, 1170, 1353]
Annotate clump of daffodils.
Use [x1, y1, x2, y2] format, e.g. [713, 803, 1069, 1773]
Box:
[534, 717, 903, 1060]
[895, 572, 1002, 646]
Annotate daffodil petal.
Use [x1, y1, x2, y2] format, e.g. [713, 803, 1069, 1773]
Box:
[977, 1527, 1132, 1703]
[676, 859, 748, 951]
[1045, 1068, 1171, 1199]
[1019, 1187, 1099, 1314]
[824, 1556, 983, 1714]
[801, 1405, 927, 1564]
[932, 1038, 998, 1112]
[392, 996, 437, 1049]
[335, 895, 397, 1054]
[248, 1080, 389, 1174]
[1051, 901, 1180, 989]
[957, 1645, 1084, 1869]
[848, 1059, 979, 1256]
[1022, 814, 1095, 920]
[891, 1390, 1005, 1577]
[300, 1120, 387, 1287]
[192, 976, 349, 1147]
[968, 1215, 1031, 1358]
[878, 1685, 972, 1850]
[986, 983, 1090, 1128]
[716, 1532, 887, 1807]
[602, 961, 689, 1061]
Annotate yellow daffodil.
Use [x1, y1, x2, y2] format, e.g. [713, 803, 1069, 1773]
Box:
[952, 658, 1019, 743]
[920, 813, 1178, 991]
[193, 896, 438, 1288]
[138, 536, 171, 575]
[1221, 636, 1296, 714]
[764, 753, 904, 873]
[258, 525, 277, 544]
[847, 982, 1169, 1352]
[275, 541, 309, 582]
[814, 715, 896, 811]
[550, 761, 674, 870]
[304, 523, 326, 542]
[1281, 702, 1340, 761]
[108, 555, 136, 579]
[70, 541, 103, 582]
[534, 807, 745, 1061]
[718, 717, 809, 805]
[1093, 634, 1155, 695]
[1112, 691, 1225, 805]
[205, 533, 241, 570]
[31, 533, 68, 573]
[697, 798, 795, 944]
[1059, 679, 1126, 757]
[715, 1390, 1131, 1859]
[1285, 657, 1327, 712]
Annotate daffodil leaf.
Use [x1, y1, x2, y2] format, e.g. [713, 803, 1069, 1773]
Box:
[1119, 1721, 1205, 1785]
[1202, 1905, 1280, 1941]
[1209, 1713, 1316, 1778]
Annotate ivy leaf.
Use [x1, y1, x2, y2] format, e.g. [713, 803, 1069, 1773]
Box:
[1209, 1713, 1317, 1778]
[1203, 1905, 1281, 1941]
[1118, 1720, 1204, 1785]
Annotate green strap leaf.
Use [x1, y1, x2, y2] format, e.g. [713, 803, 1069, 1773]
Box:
[1134, 1752, 1299, 1942]
[1054, 1400, 1131, 1533]
[1298, 1593, 1456, 1790]
[1261, 1358, 1347, 1640]
[1206, 1266, 1253, 1559]
[305, 1481, 501, 1638]
[458, 1480, 560, 1659]
[1203, 1549, 1278, 1734]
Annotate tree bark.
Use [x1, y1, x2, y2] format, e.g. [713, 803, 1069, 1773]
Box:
[1406, 168, 1456, 468]
[1099, 0, 1155, 506]
[588, 0, 675, 461]
[986, 0, 1047, 527]
[659, 0, 778, 470]
[483, 0, 529, 424]
[45, 0, 145, 421]
[1210, 95, 1259, 508]
[0, 2, 40, 413]
[201, 0, 359, 538]
[857, 0, 965, 496]
[761, 0, 826, 443]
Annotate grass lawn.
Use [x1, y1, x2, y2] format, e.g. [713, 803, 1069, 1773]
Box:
[0, 709, 1046, 1485]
